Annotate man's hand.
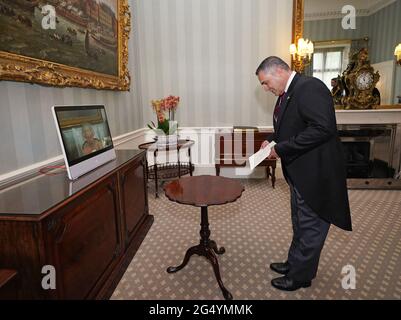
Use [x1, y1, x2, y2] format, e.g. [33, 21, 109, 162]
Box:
[268, 147, 279, 159]
[261, 141, 279, 159]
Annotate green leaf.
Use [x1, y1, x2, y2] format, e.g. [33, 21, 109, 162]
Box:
[159, 120, 170, 134]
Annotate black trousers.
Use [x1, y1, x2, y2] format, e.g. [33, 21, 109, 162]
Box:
[286, 183, 330, 282]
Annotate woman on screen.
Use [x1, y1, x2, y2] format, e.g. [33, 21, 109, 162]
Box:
[81, 123, 103, 155]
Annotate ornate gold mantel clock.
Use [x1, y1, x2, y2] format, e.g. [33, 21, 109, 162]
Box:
[341, 48, 380, 109]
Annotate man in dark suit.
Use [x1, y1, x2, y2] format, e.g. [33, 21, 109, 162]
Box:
[255, 56, 352, 291]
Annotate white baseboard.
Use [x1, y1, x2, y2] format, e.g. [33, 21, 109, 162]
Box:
[0, 126, 281, 189]
[0, 128, 148, 189]
[192, 164, 282, 179]
[123, 126, 282, 179]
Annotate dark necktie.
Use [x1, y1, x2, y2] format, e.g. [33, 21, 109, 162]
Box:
[274, 92, 286, 123]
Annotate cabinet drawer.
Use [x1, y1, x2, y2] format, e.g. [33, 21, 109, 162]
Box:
[119, 156, 147, 245]
[45, 175, 121, 299]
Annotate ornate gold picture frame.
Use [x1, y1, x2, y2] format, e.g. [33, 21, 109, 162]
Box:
[0, 0, 131, 91]
[58, 108, 103, 128]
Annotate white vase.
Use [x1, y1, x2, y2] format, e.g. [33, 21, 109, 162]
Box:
[156, 134, 178, 147]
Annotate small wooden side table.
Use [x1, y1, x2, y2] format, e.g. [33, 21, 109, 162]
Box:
[139, 139, 195, 198]
[164, 175, 244, 300]
[214, 129, 277, 187]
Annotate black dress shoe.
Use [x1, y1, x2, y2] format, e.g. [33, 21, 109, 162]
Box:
[271, 276, 311, 291]
[270, 261, 290, 275]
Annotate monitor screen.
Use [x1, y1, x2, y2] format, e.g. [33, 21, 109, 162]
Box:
[53, 105, 114, 166]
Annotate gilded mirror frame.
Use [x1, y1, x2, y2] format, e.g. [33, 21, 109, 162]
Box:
[292, 0, 305, 72]
[292, 0, 400, 109]
[0, 0, 131, 91]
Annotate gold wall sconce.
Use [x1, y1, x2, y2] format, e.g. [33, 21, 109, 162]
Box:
[395, 44, 401, 66]
[290, 38, 314, 72]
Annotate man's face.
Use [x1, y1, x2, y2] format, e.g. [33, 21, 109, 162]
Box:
[258, 68, 286, 96]
[331, 80, 337, 87]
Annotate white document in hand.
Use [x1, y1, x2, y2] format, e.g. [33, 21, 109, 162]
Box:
[249, 141, 277, 170]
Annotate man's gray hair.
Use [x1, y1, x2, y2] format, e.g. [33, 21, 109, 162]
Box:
[255, 56, 290, 75]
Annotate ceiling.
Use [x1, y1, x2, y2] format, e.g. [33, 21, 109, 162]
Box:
[304, 0, 397, 21]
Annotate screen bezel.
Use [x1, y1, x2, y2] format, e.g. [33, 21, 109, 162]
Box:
[53, 105, 114, 167]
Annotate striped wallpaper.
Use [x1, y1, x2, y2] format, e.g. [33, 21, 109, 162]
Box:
[0, 0, 144, 175]
[0, 0, 294, 176]
[304, 16, 370, 45]
[368, 0, 401, 64]
[136, 0, 293, 128]
[368, 0, 401, 102]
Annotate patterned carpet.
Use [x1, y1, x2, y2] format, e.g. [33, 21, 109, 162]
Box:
[112, 178, 401, 300]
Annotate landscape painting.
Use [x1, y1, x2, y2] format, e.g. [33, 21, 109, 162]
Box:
[0, 0, 131, 90]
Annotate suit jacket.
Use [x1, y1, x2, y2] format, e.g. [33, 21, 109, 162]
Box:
[269, 73, 352, 231]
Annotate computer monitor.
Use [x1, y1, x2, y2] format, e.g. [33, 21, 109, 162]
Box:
[52, 105, 116, 180]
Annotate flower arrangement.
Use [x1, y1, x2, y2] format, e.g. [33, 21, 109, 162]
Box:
[148, 95, 180, 135]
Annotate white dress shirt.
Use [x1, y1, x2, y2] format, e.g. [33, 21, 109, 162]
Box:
[285, 71, 297, 93]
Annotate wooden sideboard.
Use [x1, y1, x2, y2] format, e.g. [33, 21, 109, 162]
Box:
[0, 150, 153, 300]
[215, 128, 277, 187]
[0, 269, 18, 300]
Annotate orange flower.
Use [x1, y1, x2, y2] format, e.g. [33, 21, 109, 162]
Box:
[157, 111, 165, 123]
[150, 95, 180, 116]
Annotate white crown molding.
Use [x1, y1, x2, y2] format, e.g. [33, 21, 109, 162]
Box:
[305, 9, 369, 21]
[304, 0, 396, 21]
